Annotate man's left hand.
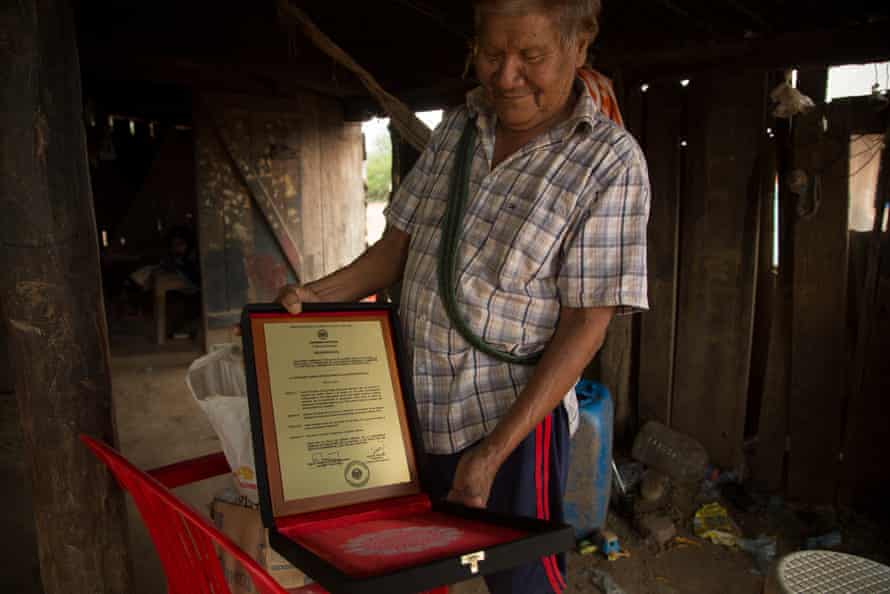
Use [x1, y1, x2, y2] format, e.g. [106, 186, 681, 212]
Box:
[446, 445, 501, 509]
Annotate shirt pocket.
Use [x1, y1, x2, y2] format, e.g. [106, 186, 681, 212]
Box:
[490, 210, 567, 297]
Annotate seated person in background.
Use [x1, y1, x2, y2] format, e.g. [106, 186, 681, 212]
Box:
[161, 225, 201, 291]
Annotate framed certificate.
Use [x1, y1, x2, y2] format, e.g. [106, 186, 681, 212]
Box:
[241, 303, 574, 594]
[242, 303, 424, 517]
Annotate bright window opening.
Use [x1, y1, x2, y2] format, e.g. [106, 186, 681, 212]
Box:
[362, 110, 443, 245]
[849, 134, 886, 232]
[772, 174, 780, 272]
[827, 62, 890, 102]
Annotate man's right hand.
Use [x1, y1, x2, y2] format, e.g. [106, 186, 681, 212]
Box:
[276, 284, 322, 314]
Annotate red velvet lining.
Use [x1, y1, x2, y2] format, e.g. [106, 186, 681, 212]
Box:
[276, 495, 527, 577]
[276, 494, 433, 533]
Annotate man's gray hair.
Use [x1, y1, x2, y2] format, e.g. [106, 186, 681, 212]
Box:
[473, 0, 602, 45]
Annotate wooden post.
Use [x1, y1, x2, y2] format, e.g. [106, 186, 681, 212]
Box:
[671, 72, 765, 470]
[0, 2, 131, 593]
[637, 80, 685, 429]
[785, 103, 852, 503]
[383, 124, 422, 305]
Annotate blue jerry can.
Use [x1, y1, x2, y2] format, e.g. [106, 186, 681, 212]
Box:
[563, 379, 613, 540]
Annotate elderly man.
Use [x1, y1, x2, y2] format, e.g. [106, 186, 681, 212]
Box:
[278, 1, 649, 591]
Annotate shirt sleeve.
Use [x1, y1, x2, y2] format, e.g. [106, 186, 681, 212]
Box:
[557, 133, 650, 313]
[383, 111, 456, 235]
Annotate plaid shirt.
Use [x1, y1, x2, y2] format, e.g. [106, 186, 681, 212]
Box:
[385, 82, 650, 454]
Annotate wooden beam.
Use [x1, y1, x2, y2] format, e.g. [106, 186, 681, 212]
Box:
[79, 50, 366, 100]
[718, 0, 771, 32]
[649, 0, 715, 34]
[277, 0, 432, 152]
[0, 1, 131, 593]
[601, 21, 890, 81]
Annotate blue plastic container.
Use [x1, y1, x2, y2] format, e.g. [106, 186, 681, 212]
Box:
[563, 380, 614, 540]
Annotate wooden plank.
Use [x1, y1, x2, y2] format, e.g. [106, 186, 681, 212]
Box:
[197, 91, 365, 346]
[637, 81, 684, 428]
[838, 134, 889, 510]
[316, 101, 366, 273]
[621, 79, 645, 146]
[796, 67, 828, 105]
[298, 93, 328, 282]
[598, 317, 634, 444]
[0, 301, 12, 393]
[211, 103, 304, 282]
[785, 104, 852, 503]
[750, 110, 793, 493]
[247, 110, 301, 301]
[671, 72, 765, 470]
[194, 101, 252, 336]
[0, 1, 131, 592]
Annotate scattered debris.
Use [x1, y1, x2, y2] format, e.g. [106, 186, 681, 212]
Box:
[615, 460, 645, 493]
[589, 568, 627, 594]
[720, 482, 758, 513]
[805, 529, 842, 550]
[607, 549, 632, 562]
[577, 538, 598, 555]
[638, 514, 677, 550]
[700, 466, 743, 505]
[632, 421, 709, 485]
[671, 536, 703, 548]
[693, 502, 741, 546]
[736, 535, 777, 575]
[641, 470, 671, 503]
[597, 530, 622, 557]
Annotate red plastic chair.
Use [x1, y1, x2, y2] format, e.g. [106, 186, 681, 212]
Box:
[80, 435, 447, 594]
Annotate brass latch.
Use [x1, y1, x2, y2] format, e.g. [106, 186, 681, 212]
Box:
[460, 551, 486, 574]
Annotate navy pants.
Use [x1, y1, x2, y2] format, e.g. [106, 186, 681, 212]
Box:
[425, 406, 571, 594]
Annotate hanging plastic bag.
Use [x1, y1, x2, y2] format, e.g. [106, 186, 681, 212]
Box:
[186, 344, 258, 503]
[770, 82, 815, 119]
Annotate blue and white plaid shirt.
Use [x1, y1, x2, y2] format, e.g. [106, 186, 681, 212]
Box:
[385, 82, 650, 454]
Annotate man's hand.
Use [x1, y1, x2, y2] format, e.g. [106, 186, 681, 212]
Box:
[446, 444, 501, 509]
[446, 306, 614, 507]
[276, 284, 322, 314]
[233, 283, 322, 336]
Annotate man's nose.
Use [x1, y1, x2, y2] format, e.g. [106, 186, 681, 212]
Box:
[494, 55, 525, 91]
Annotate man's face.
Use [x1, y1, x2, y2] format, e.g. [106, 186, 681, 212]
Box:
[474, 12, 586, 132]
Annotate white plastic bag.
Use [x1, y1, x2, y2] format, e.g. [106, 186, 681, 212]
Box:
[186, 344, 258, 503]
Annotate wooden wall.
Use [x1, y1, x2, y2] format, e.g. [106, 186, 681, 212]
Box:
[609, 70, 889, 506]
[195, 92, 365, 347]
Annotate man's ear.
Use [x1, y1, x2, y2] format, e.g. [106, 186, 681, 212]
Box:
[574, 36, 592, 69]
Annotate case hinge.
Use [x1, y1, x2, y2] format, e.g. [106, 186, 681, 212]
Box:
[461, 551, 486, 574]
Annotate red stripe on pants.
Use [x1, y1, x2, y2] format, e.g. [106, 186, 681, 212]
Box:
[536, 418, 563, 594]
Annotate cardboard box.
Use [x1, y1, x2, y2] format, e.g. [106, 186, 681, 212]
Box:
[211, 499, 310, 593]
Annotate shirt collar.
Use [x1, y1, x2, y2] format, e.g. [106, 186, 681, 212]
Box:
[466, 77, 600, 142]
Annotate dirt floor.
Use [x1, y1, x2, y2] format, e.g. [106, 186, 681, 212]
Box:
[3, 315, 890, 593]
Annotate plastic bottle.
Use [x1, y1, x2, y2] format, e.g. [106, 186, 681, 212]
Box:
[631, 421, 708, 484]
[564, 380, 614, 540]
